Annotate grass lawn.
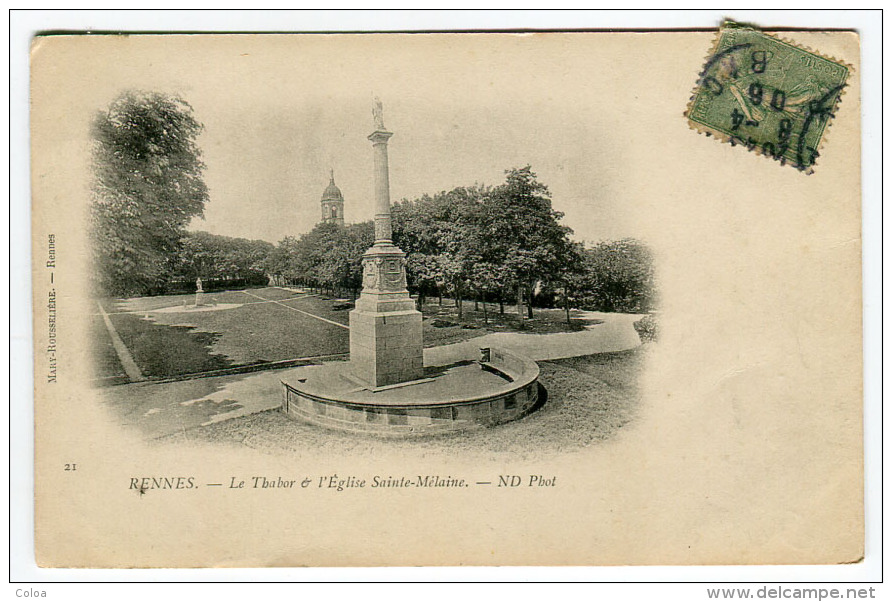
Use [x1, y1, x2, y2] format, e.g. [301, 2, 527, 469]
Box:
[134, 292, 351, 364]
[108, 311, 232, 378]
[418, 297, 598, 347]
[92, 287, 613, 385]
[160, 345, 649, 459]
[94, 288, 351, 383]
[89, 315, 129, 385]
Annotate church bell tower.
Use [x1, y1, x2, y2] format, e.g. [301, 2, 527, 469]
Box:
[321, 169, 345, 226]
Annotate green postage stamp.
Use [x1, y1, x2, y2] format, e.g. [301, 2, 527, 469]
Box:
[686, 22, 851, 174]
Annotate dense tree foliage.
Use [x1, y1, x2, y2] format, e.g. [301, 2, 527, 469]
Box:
[90, 91, 209, 296]
[392, 185, 482, 315]
[575, 239, 657, 313]
[276, 222, 374, 298]
[389, 167, 576, 318]
[269, 166, 654, 317]
[173, 231, 275, 289]
[480, 166, 575, 318]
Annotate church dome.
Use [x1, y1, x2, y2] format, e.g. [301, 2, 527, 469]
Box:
[322, 175, 343, 202]
[320, 170, 345, 225]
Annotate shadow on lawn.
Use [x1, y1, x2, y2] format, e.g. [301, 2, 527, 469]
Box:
[108, 312, 233, 379]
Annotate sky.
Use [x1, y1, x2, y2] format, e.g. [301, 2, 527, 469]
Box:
[35, 32, 704, 248]
[192, 93, 626, 245]
[148, 34, 648, 245]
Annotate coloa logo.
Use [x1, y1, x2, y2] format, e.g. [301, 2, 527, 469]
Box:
[16, 589, 47, 597]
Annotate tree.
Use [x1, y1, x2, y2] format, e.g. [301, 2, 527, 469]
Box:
[173, 231, 274, 287]
[480, 166, 575, 319]
[392, 186, 484, 313]
[268, 166, 580, 321]
[265, 236, 301, 286]
[273, 221, 373, 298]
[391, 170, 577, 321]
[578, 239, 656, 313]
[90, 91, 208, 296]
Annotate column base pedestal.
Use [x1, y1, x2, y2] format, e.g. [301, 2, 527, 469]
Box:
[349, 297, 424, 388]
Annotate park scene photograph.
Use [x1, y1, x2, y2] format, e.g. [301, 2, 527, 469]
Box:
[85, 39, 658, 459]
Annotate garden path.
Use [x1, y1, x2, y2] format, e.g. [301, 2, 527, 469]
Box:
[425, 310, 645, 365]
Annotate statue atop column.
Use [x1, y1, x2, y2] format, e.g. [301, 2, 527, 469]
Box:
[367, 98, 394, 245]
[372, 96, 385, 130]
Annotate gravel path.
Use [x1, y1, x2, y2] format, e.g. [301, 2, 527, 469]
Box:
[425, 311, 644, 365]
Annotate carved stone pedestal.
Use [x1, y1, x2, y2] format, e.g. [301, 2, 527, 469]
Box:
[349, 243, 424, 388]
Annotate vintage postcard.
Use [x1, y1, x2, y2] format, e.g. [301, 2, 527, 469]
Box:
[31, 30, 862, 567]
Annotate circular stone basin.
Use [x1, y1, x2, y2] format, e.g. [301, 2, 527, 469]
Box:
[281, 347, 541, 437]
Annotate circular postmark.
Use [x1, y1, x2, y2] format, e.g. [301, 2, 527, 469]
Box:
[686, 23, 850, 174]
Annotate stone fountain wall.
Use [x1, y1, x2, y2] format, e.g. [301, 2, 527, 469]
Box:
[282, 348, 540, 437]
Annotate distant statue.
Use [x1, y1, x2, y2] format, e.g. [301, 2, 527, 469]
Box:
[194, 277, 205, 307]
[372, 97, 385, 129]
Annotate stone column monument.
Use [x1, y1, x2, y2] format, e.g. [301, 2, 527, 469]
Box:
[349, 99, 424, 387]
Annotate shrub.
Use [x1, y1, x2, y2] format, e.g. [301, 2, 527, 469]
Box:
[633, 314, 659, 343]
